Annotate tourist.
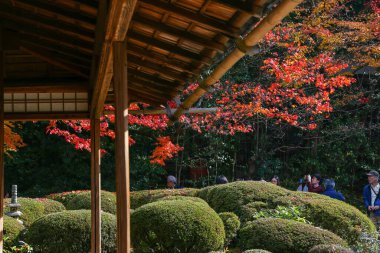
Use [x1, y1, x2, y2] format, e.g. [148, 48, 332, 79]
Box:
[216, 175, 228, 184]
[307, 174, 324, 193]
[296, 176, 309, 192]
[167, 175, 177, 189]
[322, 179, 345, 201]
[363, 170, 380, 231]
[270, 175, 280, 186]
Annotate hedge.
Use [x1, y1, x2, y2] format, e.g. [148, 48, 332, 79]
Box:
[4, 198, 45, 227]
[131, 198, 225, 253]
[309, 244, 355, 253]
[219, 212, 240, 246]
[25, 210, 116, 253]
[66, 191, 116, 214]
[130, 188, 199, 209]
[238, 218, 347, 253]
[46, 190, 89, 207]
[240, 201, 269, 222]
[37, 198, 66, 214]
[196, 181, 289, 216]
[4, 216, 24, 242]
[271, 192, 376, 246]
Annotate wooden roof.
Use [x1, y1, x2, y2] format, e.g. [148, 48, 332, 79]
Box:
[0, 0, 279, 119]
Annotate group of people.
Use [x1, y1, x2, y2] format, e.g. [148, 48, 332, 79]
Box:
[268, 174, 345, 201]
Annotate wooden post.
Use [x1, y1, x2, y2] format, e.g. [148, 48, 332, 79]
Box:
[113, 40, 130, 253]
[91, 116, 101, 253]
[0, 23, 4, 253]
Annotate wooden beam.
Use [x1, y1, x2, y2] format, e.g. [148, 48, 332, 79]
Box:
[113, 41, 131, 253]
[127, 44, 195, 73]
[3, 79, 88, 93]
[90, 0, 137, 117]
[105, 107, 218, 115]
[139, 0, 240, 38]
[132, 15, 226, 52]
[10, 0, 96, 25]
[0, 2, 95, 39]
[128, 55, 190, 81]
[3, 21, 94, 52]
[4, 112, 90, 121]
[128, 80, 175, 100]
[127, 68, 182, 89]
[0, 23, 5, 253]
[213, 0, 266, 17]
[91, 116, 101, 253]
[20, 45, 90, 78]
[128, 31, 211, 64]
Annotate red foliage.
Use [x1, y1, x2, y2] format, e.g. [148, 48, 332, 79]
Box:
[149, 136, 184, 166]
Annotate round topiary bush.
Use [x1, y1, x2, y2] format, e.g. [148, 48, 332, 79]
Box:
[219, 212, 240, 246]
[197, 181, 289, 216]
[240, 201, 269, 222]
[4, 198, 45, 227]
[37, 198, 66, 214]
[131, 198, 225, 253]
[243, 250, 272, 253]
[238, 218, 347, 253]
[4, 216, 24, 242]
[25, 210, 116, 253]
[66, 191, 116, 214]
[130, 188, 199, 209]
[308, 244, 354, 253]
[46, 190, 89, 207]
[271, 192, 376, 247]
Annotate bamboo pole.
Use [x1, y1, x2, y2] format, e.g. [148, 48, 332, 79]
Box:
[104, 107, 218, 115]
[90, 116, 101, 253]
[169, 0, 303, 124]
[113, 40, 131, 253]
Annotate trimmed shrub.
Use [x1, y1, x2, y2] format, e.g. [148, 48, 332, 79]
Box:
[25, 210, 116, 253]
[37, 198, 66, 214]
[309, 244, 354, 253]
[240, 201, 268, 222]
[197, 181, 289, 216]
[66, 190, 116, 214]
[243, 250, 272, 253]
[154, 195, 208, 205]
[130, 188, 199, 209]
[4, 198, 45, 227]
[271, 192, 376, 246]
[46, 190, 89, 207]
[131, 198, 225, 253]
[238, 218, 347, 253]
[219, 212, 240, 246]
[4, 216, 24, 241]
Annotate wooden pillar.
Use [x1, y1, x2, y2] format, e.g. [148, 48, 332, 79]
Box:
[91, 116, 101, 253]
[113, 41, 130, 253]
[0, 23, 4, 253]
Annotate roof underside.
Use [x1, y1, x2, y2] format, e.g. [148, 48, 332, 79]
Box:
[0, 0, 278, 117]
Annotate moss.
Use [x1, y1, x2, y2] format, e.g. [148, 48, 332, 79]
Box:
[4, 216, 24, 242]
[131, 198, 225, 253]
[4, 198, 45, 227]
[66, 191, 116, 214]
[243, 250, 272, 253]
[219, 212, 240, 246]
[25, 210, 116, 253]
[197, 181, 289, 216]
[308, 244, 355, 253]
[130, 188, 199, 209]
[238, 218, 347, 253]
[271, 192, 376, 247]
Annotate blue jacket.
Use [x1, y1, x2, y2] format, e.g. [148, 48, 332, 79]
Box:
[363, 184, 380, 215]
[322, 186, 345, 201]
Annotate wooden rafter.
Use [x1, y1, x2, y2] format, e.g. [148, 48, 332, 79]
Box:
[139, 0, 240, 38]
[127, 68, 182, 88]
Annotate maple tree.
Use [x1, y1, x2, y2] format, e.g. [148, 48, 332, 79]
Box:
[3, 122, 24, 153]
[45, 0, 378, 166]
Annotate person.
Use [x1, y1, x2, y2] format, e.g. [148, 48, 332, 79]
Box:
[216, 175, 228, 184]
[307, 174, 324, 193]
[322, 179, 345, 201]
[297, 176, 309, 192]
[270, 175, 280, 186]
[167, 175, 177, 189]
[363, 170, 380, 231]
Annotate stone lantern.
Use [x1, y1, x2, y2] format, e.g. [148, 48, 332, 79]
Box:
[6, 185, 23, 224]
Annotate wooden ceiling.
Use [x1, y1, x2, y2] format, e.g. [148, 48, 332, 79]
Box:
[0, 0, 277, 117]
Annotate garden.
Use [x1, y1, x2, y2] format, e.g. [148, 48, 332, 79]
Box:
[3, 181, 378, 253]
